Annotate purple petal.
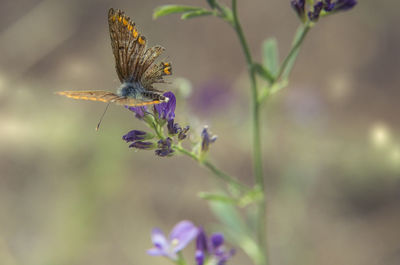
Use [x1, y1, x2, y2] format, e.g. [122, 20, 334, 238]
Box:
[151, 228, 169, 251]
[210, 233, 224, 249]
[122, 130, 147, 142]
[147, 247, 167, 257]
[196, 227, 208, 252]
[126, 106, 148, 119]
[129, 141, 155, 150]
[216, 248, 235, 265]
[195, 249, 205, 265]
[169, 220, 199, 253]
[154, 92, 176, 121]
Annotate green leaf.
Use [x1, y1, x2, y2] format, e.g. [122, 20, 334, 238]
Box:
[181, 10, 214, 20]
[209, 200, 247, 236]
[262, 38, 279, 76]
[198, 192, 238, 204]
[209, 201, 264, 264]
[253, 63, 274, 83]
[153, 5, 203, 19]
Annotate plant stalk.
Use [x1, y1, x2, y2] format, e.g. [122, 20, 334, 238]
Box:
[231, 0, 267, 264]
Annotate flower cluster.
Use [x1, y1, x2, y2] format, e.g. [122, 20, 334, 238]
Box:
[291, 0, 357, 22]
[123, 92, 190, 157]
[148, 220, 235, 265]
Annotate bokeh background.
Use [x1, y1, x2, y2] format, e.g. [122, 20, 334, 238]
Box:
[0, 0, 399, 264]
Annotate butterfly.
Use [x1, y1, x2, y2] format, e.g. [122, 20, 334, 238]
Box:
[57, 8, 172, 106]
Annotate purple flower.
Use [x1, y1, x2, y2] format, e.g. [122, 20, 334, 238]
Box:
[293, 0, 357, 22]
[291, 0, 305, 20]
[333, 0, 357, 11]
[147, 220, 199, 260]
[122, 130, 153, 142]
[154, 92, 176, 121]
[126, 106, 148, 119]
[201, 126, 217, 153]
[195, 228, 235, 265]
[129, 141, 155, 150]
[155, 137, 174, 157]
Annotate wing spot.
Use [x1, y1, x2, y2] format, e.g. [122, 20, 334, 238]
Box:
[138, 36, 146, 45]
[132, 28, 138, 38]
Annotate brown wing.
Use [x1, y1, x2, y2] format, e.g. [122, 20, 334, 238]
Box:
[141, 61, 172, 90]
[56, 90, 163, 107]
[108, 8, 148, 83]
[108, 8, 171, 87]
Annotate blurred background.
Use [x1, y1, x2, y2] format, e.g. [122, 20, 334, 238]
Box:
[0, 0, 399, 264]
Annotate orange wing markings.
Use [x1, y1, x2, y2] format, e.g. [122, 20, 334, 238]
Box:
[57, 91, 163, 107]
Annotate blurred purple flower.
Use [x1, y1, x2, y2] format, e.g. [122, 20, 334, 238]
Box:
[154, 91, 176, 121]
[201, 126, 217, 153]
[147, 220, 199, 260]
[195, 228, 235, 265]
[190, 79, 233, 116]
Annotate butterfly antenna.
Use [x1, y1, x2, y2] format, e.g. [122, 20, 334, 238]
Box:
[96, 103, 110, 131]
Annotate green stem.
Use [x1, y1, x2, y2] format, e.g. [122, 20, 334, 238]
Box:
[275, 22, 311, 82]
[175, 252, 188, 265]
[173, 145, 249, 192]
[231, 1, 267, 264]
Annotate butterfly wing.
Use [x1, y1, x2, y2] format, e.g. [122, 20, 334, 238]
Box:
[57, 90, 164, 107]
[108, 8, 171, 89]
[108, 8, 149, 83]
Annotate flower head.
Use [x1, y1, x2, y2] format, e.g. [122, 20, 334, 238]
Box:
[147, 220, 199, 261]
[291, 0, 357, 22]
[154, 91, 176, 121]
[195, 228, 235, 265]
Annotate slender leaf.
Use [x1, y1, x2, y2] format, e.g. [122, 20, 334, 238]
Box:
[262, 38, 279, 76]
[181, 10, 214, 20]
[153, 5, 203, 19]
[209, 201, 264, 264]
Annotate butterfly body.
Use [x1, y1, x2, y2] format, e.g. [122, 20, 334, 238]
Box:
[57, 8, 172, 107]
